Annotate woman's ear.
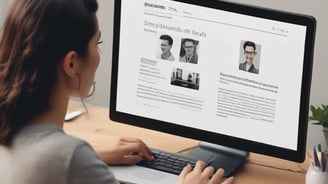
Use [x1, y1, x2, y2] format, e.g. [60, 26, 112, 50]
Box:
[61, 51, 79, 78]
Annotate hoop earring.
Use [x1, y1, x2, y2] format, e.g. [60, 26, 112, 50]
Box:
[75, 74, 96, 98]
[75, 74, 96, 117]
[87, 82, 96, 98]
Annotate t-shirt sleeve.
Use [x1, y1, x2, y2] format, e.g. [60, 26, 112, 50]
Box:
[67, 142, 119, 184]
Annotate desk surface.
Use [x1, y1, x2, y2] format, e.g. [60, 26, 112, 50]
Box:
[64, 101, 310, 184]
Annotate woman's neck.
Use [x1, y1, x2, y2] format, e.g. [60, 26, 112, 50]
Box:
[27, 94, 69, 128]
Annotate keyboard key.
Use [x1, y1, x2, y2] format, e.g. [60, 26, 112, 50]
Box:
[137, 148, 199, 175]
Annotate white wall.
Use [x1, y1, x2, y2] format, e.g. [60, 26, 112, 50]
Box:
[1, 0, 327, 149]
[0, 0, 12, 26]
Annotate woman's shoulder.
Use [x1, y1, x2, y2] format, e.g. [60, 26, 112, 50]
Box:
[14, 123, 86, 148]
[12, 124, 91, 162]
[2, 124, 118, 184]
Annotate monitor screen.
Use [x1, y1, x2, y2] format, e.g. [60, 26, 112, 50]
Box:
[110, 0, 316, 175]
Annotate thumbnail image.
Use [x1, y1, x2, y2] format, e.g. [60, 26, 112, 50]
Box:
[239, 40, 261, 74]
[157, 34, 175, 61]
[179, 38, 199, 64]
[171, 68, 200, 90]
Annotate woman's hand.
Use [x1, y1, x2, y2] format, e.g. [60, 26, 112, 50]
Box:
[177, 161, 234, 184]
[95, 137, 153, 165]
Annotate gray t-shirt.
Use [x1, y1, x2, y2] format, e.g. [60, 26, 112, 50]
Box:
[0, 124, 119, 184]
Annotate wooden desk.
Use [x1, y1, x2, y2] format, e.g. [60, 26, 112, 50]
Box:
[64, 101, 311, 184]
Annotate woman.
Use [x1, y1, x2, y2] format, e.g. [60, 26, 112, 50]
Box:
[0, 0, 233, 183]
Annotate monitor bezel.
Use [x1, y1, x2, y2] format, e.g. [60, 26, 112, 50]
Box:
[110, 0, 316, 162]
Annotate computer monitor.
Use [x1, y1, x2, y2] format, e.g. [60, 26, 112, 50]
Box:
[110, 0, 316, 177]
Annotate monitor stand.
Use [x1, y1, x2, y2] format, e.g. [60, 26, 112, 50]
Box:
[185, 141, 249, 177]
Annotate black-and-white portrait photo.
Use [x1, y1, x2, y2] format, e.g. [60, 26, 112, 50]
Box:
[239, 40, 261, 74]
[157, 34, 175, 61]
[179, 38, 199, 64]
